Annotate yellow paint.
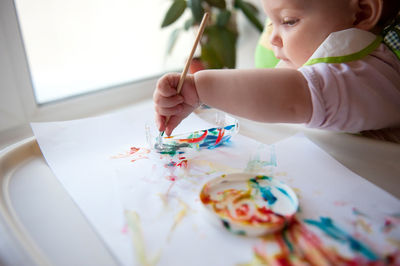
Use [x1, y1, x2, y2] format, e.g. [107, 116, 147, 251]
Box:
[125, 210, 161, 266]
[192, 159, 242, 174]
[157, 192, 168, 207]
[386, 238, 400, 249]
[167, 200, 189, 241]
[356, 218, 372, 234]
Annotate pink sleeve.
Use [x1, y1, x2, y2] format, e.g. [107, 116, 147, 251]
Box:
[298, 45, 400, 133]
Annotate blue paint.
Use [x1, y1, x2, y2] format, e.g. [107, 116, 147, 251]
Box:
[199, 135, 232, 149]
[157, 124, 237, 154]
[249, 177, 277, 205]
[304, 217, 379, 261]
[221, 220, 246, 235]
[277, 187, 295, 204]
[282, 227, 294, 252]
[224, 124, 235, 130]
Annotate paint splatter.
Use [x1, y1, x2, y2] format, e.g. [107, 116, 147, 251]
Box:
[158, 124, 237, 154]
[125, 210, 161, 266]
[353, 207, 370, 218]
[111, 147, 150, 162]
[382, 214, 400, 234]
[305, 217, 379, 261]
[243, 217, 399, 265]
[354, 218, 373, 234]
[113, 124, 237, 179]
[167, 200, 189, 241]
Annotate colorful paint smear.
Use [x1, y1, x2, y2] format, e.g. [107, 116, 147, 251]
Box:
[243, 217, 399, 266]
[111, 147, 150, 161]
[305, 217, 379, 260]
[114, 123, 238, 184]
[200, 174, 298, 236]
[157, 124, 237, 155]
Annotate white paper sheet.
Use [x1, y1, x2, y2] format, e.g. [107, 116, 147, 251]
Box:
[32, 102, 400, 266]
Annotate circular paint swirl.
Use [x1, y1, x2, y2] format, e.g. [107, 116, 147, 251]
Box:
[200, 173, 298, 236]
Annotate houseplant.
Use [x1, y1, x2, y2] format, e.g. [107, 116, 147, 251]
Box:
[161, 0, 264, 69]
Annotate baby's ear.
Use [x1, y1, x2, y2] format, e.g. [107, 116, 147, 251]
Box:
[353, 0, 383, 31]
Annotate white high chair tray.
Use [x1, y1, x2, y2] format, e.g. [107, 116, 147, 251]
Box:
[0, 137, 118, 266]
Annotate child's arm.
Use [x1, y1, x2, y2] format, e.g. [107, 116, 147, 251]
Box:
[195, 68, 312, 123]
[154, 68, 312, 136]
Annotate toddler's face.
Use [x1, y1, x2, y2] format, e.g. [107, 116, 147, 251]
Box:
[262, 0, 356, 69]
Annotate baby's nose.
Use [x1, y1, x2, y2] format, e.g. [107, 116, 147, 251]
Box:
[269, 28, 283, 48]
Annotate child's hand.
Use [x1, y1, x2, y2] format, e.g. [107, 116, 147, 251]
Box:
[153, 73, 200, 136]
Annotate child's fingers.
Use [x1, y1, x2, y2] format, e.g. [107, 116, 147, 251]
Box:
[155, 114, 166, 132]
[165, 116, 183, 136]
[155, 104, 183, 117]
[156, 73, 181, 97]
[153, 94, 183, 108]
[164, 104, 195, 135]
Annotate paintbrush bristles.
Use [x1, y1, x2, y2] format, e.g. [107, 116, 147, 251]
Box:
[159, 12, 209, 139]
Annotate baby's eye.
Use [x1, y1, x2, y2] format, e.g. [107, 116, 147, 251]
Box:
[282, 18, 299, 26]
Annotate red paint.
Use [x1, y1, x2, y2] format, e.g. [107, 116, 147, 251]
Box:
[275, 256, 291, 266]
[130, 147, 140, 154]
[121, 224, 129, 234]
[215, 128, 225, 145]
[178, 130, 208, 143]
[130, 156, 148, 162]
[176, 160, 188, 168]
[258, 206, 275, 215]
[200, 189, 211, 204]
[166, 175, 176, 181]
[383, 218, 393, 233]
[236, 204, 250, 217]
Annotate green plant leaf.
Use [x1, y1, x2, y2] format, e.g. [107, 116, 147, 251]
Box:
[242, 1, 258, 14]
[234, 0, 263, 32]
[161, 0, 187, 28]
[189, 0, 204, 24]
[201, 44, 224, 69]
[204, 0, 226, 9]
[166, 28, 181, 55]
[216, 10, 231, 27]
[202, 25, 237, 68]
[184, 17, 195, 30]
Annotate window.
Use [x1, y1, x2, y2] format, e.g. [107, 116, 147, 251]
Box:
[14, 0, 192, 104]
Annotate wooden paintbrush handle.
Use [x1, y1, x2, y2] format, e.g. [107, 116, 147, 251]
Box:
[164, 12, 209, 126]
[176, 12, 209, 94]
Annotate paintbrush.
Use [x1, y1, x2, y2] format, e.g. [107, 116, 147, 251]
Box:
[157, 12, 209, 150]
